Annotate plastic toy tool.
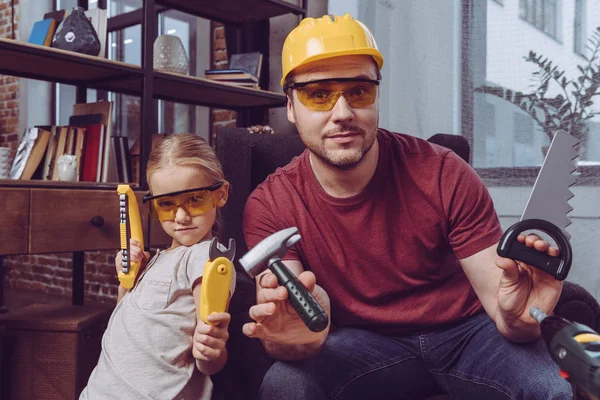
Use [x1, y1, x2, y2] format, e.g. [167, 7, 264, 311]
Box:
[239, 227, 329, 333]
[199, 238, 235, 324]
[497, 130, 578, 281]
[117, 185, 144, 289]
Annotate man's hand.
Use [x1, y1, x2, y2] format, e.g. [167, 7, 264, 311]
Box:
[495, 233, 563, 340]
[242, 270, 330, 350]
[193, 312, 230, 375]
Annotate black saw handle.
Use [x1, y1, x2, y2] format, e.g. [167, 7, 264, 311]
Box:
[497, 219, 572, 281]
[269, 259, 329, 332]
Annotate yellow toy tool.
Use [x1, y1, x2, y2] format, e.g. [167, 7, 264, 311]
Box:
[117, 184, 144, 289]
[199, 238, 235, 324]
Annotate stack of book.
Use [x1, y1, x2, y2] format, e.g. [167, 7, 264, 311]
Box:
[204, 52, 262, 88]
[27, 8, 108, 58]
[9, 100, 132, 183]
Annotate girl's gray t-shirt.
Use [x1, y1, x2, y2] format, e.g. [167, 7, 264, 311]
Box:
[80, 240, 236, 399]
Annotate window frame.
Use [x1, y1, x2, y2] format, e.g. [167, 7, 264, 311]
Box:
[462, 0, 599, 186]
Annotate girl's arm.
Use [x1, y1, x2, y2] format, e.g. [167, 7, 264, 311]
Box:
[192, 279, 231, 376]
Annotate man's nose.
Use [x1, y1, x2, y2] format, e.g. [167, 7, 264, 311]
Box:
[331, 93, 354, 122]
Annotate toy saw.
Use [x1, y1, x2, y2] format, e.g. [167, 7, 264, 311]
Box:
[497, 130, 578, 281]
[117, 184, 144, 289]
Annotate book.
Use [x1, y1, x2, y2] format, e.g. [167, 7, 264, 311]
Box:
[229, 52, 263, 77]
[204, 71, 259, 82]
[43, 9, 69, 25]
[51, 126, 69, 180]
[69, 113, 105, 182]
[10, 127, 51, 180]
[72, 101, 115, 182]
[28, 18, 57, 47]
[35, 125, 58, 180]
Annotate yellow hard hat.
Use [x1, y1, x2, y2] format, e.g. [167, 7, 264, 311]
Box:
[281, 13, 384, 87]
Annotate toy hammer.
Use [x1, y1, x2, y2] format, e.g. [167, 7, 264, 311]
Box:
[239, 227, 329, 333]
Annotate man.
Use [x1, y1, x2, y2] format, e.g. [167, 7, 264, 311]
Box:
[241, 13, 570, 399]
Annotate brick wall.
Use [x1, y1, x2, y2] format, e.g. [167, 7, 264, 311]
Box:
[0, 0, 19, 151]
[210, 22, 236, 144]
[3, 17, 238, 306]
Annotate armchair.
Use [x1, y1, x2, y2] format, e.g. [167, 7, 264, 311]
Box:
[212, 128, 600, 400]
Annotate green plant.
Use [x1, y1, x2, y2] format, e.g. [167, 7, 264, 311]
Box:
[475, 27, 600, 146]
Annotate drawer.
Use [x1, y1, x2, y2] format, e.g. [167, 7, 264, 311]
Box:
[29, 189, 170, 254]
[0, 188, 29, 255]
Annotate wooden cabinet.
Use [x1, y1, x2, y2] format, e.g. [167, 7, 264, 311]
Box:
[0, 0, 305, 306]
[0, 184, 170, 256]
[0, 188, 29, 255]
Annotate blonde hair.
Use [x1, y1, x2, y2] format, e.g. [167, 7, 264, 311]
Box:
[146, 133, 226, 187]
[146, 133, 228, 235]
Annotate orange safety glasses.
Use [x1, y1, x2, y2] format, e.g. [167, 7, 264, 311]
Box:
[142, 182, 224, 222]
[286, 78, 379, 111]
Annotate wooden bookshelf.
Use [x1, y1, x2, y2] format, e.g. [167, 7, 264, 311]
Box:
[156, 0, 305, 23]
[0, 38, 142, 95]
[154, 70, 286, 108]
[0, 38, 287, 109]
[0, 0, 305, 308]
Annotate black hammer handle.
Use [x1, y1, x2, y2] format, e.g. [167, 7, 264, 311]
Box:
[269, 259, 329, 332]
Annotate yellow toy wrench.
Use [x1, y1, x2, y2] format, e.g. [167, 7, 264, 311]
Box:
[199, 238, 235, 324]
[117, 184, 144, 289]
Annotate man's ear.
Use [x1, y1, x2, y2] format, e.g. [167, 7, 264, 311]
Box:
[217, 183, 229, 207]
[287, 94, 296, 124]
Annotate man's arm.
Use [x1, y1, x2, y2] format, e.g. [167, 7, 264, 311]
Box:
[243, 260, 331, 361]
[460, 238, 562, 343]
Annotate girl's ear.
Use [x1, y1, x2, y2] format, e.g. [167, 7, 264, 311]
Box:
[217, 183, 229, 207]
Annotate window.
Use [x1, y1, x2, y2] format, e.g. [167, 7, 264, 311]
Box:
[519, 0, 560, 39]
[469, 0, 600, 168]
[53, 1, 211, 154]
[574, 0, 585, 54]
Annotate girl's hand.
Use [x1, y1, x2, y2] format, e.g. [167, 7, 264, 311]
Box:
[114, 238, 150, 276]
[193, 312, 231, 362]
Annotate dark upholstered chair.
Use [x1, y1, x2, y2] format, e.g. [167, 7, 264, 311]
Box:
[212, 128, 600, 400]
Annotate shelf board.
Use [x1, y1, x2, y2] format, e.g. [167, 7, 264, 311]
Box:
[0, 38, 142, 95]
[156, 0, 305, 23]
[0, 179, 141, 190]
[153, 70, 287, 109]
[0, 39, 286, 109]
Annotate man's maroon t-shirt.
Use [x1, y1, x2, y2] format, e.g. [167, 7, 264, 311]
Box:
[243, 129, 503, 335]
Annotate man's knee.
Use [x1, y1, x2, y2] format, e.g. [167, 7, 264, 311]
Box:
[514, 369, 572, 399]
[259, 361, 326, 400]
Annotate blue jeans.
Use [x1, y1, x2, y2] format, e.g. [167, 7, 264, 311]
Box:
[259, 313, 571, 399]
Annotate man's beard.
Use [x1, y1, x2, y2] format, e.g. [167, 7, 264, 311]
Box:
[304, 124, 377, 170]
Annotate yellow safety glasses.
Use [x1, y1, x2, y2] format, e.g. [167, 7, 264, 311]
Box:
[142, 182, 224, 222]
[287, 78, 379, 111]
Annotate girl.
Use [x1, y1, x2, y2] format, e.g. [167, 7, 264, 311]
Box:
[81, 133, 235, 400]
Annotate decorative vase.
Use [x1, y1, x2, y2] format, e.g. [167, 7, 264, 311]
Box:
[153, 35, 189, 75]
[0, 147, 11, 179]
[57, 154, 78, 182]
